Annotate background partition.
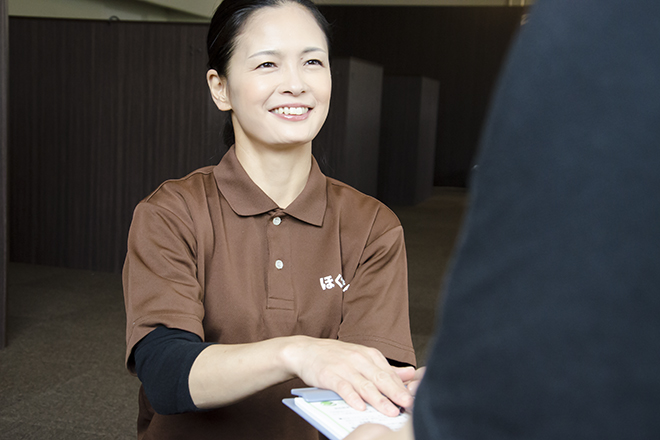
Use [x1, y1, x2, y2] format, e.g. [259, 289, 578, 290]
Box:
[314, 57, 384, 197]
[319, 6, 523, 187]
[379, 76, 440, 206]
[8, 7, 522, 273]
[1, 0, 8, 348]
[8, 18, 224, 273]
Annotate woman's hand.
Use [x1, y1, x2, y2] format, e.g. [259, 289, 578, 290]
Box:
[189, 335, 420, 415]
[282, 336, 414, 417]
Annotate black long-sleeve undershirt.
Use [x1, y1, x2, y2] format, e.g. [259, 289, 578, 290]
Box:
[133, 326, 213, 415]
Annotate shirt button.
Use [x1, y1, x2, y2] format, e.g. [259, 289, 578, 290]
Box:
[275, 260, 284, 270]
[272, 217, 282, 226]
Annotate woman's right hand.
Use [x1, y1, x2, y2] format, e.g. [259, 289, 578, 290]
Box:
[281, 336, 415, 417]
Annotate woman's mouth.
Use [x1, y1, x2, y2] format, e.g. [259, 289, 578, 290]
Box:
[271, 106, 310, 116]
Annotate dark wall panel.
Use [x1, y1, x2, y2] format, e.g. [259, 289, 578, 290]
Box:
[9, 18, 224, 272]
[1, 0, 8, 348]
[314, 57, 383, 197]
[319, 6, 523, 186]
[8, 7, 522, 273]
[379, 76, 439, 206]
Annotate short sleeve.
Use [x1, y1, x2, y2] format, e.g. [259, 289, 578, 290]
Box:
[123, 194, 206, 372]
[338, 208, 416, 367]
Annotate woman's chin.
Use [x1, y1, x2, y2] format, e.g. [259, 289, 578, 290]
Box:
[269, 136, 316, 150]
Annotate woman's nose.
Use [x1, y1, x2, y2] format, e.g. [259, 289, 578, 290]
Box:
[280, 65, 306, 95]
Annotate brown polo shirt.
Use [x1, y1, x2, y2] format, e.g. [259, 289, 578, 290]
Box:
[123, 147, 415, 440]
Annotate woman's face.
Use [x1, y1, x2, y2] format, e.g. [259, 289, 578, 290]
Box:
[212, 3, 331, 151]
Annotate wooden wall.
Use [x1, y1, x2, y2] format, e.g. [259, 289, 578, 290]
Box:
[8, 18, 224, 272]
[1, 0, 8, 348]
[8, 7, 522, 273]
[319, 6, 524, 187]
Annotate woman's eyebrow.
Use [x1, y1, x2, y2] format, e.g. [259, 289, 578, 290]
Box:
[248, 47, 327, 59]
[302, 47, 327, 55]
[248, 49, 279, 59]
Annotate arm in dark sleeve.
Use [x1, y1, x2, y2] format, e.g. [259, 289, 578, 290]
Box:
[414, 0, 660, 438]
[133, 326, 213, 415]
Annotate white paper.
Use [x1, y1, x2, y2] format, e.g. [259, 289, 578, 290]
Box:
[293, 397, 410, 440]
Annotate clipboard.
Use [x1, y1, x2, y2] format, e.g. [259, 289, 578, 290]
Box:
[283, 387, 410, 440]
[283, 388, 345, 440]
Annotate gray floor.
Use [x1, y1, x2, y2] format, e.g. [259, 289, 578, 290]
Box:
[0, 187, 467, 439]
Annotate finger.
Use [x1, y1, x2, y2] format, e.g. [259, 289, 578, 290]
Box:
[366, 369, 414, 412]
[327, 362, 400, 416]
[353, 376, 401, 417]
[402, 366, 426, 396]
[329, 355, 403, 416]
[413, 366, 426, 381]
[406, 379, 421, 396]
[338, 360, 411, 416]
[345, 423, 393, 440]
[358, 350, 415, 408]
[393, 366, 416, 383]
[333, 378, 367, 412]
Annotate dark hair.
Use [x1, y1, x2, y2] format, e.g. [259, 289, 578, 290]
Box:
[207, 0, 332, 148]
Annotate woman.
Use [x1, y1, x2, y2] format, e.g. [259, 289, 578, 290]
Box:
[123, 1, 417, 439]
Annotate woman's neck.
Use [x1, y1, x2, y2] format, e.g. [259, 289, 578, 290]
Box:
[234, 142, 312, 209]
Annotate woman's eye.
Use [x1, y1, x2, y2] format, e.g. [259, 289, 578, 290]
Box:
[257, 62, 276, 69]
[305, 59, 324, 67]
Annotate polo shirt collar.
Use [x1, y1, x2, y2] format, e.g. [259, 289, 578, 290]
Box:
[213, 146, 327, 227]
[285, 155, 327, 227]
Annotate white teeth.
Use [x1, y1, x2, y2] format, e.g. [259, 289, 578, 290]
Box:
[273, 107, 309, 115]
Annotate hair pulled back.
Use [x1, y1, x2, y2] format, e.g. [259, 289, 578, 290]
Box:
[207, 0, 332, 148]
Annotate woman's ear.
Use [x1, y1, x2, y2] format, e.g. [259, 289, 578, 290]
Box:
[207, 69, 232, 111]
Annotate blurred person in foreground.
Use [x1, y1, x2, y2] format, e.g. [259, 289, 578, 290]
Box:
[348, 0, 660, 438]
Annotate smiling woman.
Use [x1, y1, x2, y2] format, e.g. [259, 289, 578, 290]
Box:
[122, 1, 419, 439]
[206, 3, 332, 207]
